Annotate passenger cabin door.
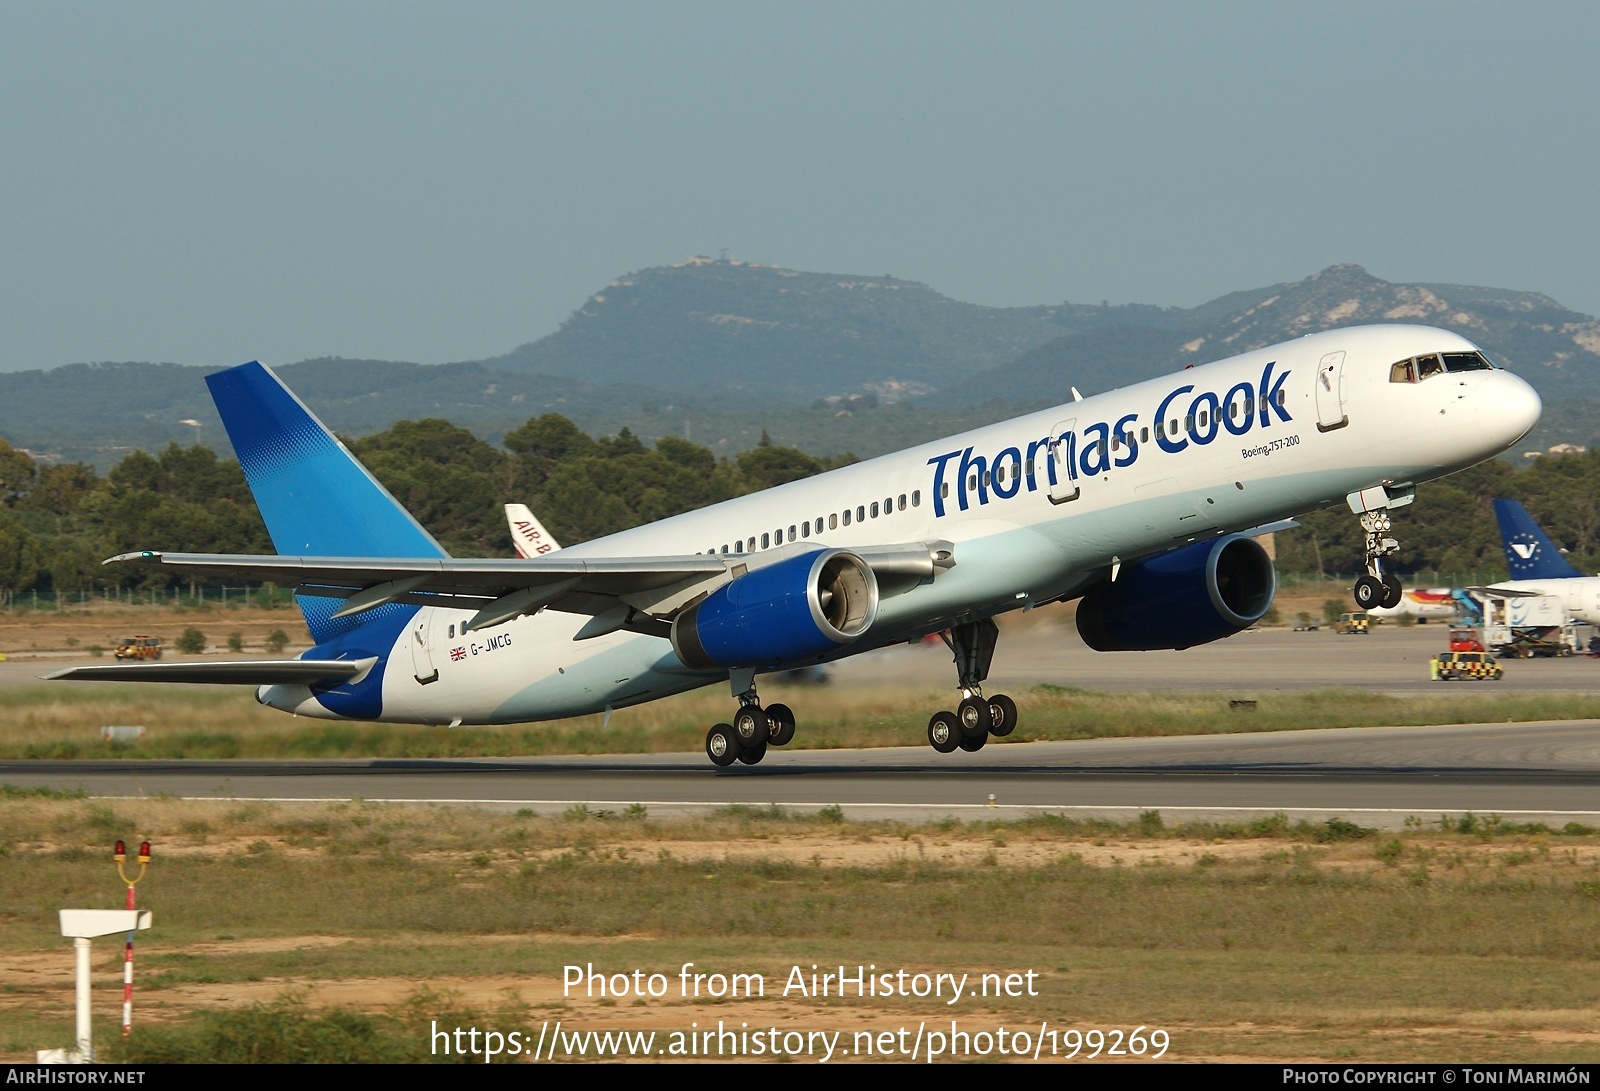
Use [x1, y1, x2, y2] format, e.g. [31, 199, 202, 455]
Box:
[410, 609, 439, 685]
[1315, 351, 1348, 432]
[1047, 418, 1080, 504]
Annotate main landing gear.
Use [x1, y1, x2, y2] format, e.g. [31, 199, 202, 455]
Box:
[704, 676, 796, 768]
[926, 619, 1019, 755]
[1352, 509, 1404, 611]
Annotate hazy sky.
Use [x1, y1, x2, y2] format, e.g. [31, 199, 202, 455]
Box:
[3, 2, 1597, 372]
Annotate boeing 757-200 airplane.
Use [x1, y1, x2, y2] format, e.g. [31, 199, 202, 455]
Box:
[53, 325, 1540, 766]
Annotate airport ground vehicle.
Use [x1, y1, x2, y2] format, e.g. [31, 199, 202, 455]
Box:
[113, 636, 161, 661]
[1431, 651, 1503, 681]
[1336, 612, 1369, 635]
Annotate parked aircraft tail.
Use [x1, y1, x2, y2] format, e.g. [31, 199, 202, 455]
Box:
[1492, 498, 1583, 580]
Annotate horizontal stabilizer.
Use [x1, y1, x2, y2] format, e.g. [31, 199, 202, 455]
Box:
[47, 659, 370, 686]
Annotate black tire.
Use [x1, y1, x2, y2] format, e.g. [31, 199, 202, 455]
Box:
[706, 724, 739, 767]
[737, 739, 768, 765]
[732, 706, 766, 749]
[958, 731, 987, 752]
[987, 693, 1018, 737]
[927, 711, 961, 754]
[1353, 575, 1383, 610]
[956, 696, 991, 739]
[765, 703, 796, 747]
[1380, 575, 1403, 610]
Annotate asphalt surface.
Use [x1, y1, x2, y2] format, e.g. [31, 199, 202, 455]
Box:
[5, 719, 1599, 831]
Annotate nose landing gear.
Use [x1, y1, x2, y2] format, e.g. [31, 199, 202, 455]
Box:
[1353, 509, 1404, 610]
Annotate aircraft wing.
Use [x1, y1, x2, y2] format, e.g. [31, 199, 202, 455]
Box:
[107, 540, 954, 636]
[47, 659, 370, 685]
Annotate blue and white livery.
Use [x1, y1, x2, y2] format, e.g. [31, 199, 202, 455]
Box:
[53, 325, 1540, 766]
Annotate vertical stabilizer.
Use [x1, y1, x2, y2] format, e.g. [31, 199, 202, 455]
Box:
[1492, 498, 1583, 580]
[206, 362, 446, 559]
[207, 362, 446, 648]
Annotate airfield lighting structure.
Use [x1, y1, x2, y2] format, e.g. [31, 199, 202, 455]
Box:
[114, 839, 151, 1038]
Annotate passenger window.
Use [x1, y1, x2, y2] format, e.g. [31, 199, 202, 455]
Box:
[871, 502, 879, 518]
[911, 490, 921, 507]
[788, 525, 796, 542]
[775, 527, 782, 544]
[1140, 427, 1149, 443]
[941, 483, 949, 499]
[448, 624, 455, 638]
[721, 544, 728, 554]
[1275, 389, 1286, 407]
[1416, 353, 1444, 380]
[968, 475, 977, 491]
[747, 538, 755, 552]
[1390, 359, 1415, 383]
[829, 513, 838, 529]
[1184, 414, 1194, 431]
[843, 509, 852, 526]
[761, 533, 769, 549]
[898, 494, 906, 511]
[856, 505, 865, 522]
[1111, 435, 1120, 452]
[802, 521, 810, 537]
[1245, 395, 1254, 415]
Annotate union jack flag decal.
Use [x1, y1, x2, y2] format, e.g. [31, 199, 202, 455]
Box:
[450, 647, 467, 661]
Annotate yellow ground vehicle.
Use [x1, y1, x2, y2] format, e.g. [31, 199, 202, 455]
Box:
[1431, 651, 1503, 681]
[1336, 612, 1369, 635]
[114, 635, 162, 661]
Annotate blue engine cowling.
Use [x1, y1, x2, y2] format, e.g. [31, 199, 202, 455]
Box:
[671, 549, 879, 670]
[1076, 534, 1277, 651]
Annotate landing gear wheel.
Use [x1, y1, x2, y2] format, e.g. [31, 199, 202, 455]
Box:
[958, 731, 988, 752]
[737, 739, 768, 765]
[1353, 575, 1383, 610]
[928, 711, 961, 754]
[986, 693, 1018, 737]
[765, 703, 796, 747]
[732, 706, 766, 749]
[956, 696, 991, 739]
[706, 723, 739, 767]
[1380, 574, 1403, 610]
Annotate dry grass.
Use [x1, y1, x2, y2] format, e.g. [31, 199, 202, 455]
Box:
[2, 679, 1598, 760]
[3, 797, 1600, 1063]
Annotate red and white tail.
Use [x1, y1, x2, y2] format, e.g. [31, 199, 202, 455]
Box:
[506, 504, 562, 558]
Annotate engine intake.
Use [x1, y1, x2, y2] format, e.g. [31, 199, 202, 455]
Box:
[671, 549, 879, 670]
[1076, 534, 1277, 651]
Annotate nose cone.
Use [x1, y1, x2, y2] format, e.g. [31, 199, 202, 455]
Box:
[1476, 371, 1541, 450]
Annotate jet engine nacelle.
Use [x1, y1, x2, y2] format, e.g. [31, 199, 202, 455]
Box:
[1076, 534, 1277, 651]
[671, 549, 879, 670]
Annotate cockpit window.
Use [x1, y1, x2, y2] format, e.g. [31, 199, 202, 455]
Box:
[1443, 351, 1493, 373]
[1389, 360, 1415, 383]
[1415, 353, 1444, 380]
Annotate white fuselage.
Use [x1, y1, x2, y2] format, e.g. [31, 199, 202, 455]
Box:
[260, 324, 1541, 725]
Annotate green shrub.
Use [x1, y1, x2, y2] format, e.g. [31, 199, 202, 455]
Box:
[227, 632, 244, 652]
[265, 629, 289, 654]
[176, 628, 206, 654]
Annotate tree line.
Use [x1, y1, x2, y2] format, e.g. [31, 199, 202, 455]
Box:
[0, 416, 857, 592]
[0, 410, 1596, 593]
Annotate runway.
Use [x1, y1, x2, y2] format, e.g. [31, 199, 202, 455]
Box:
[5, 719, 1599, 830]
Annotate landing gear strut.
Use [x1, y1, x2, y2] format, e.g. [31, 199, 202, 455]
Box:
[1353, 510, 1404, 611]
[925, 619, 1019, 755]
[703, 673, 798, 768]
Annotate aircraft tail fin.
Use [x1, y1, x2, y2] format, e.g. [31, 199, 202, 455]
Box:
[505, 503, 562, 558]
[1492, 498, 1583, 580]
[206, 362, 447, 642]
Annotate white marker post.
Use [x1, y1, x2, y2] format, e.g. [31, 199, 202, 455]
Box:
[37, 909, 152, 1064]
